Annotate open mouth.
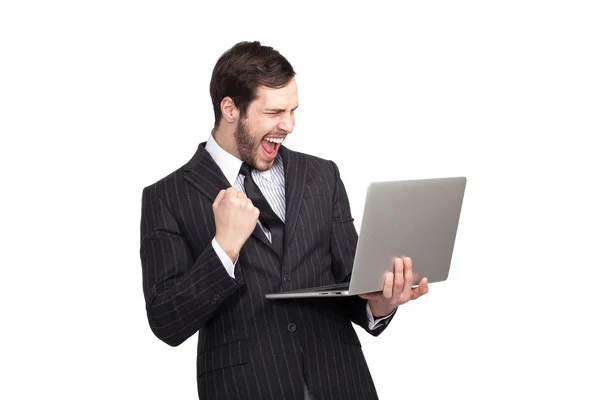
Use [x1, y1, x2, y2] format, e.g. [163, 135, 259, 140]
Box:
[260, 136, 285, 160]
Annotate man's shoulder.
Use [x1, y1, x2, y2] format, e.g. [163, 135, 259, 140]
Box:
[141, 167, 185, 197]
[142, 142, 207, 194]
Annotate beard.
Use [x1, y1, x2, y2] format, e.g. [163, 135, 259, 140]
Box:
[234, 118, 260, 168]
[234, 118, 284, 172]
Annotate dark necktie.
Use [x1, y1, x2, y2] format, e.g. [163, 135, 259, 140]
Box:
[239, 162, 284, 257]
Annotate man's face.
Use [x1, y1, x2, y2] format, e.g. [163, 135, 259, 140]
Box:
[234, 78, 298, 171]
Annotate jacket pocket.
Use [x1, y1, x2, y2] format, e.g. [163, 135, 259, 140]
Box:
[197, 338, 249, 377]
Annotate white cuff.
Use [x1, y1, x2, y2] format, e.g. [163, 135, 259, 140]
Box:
[212, 238, 238, 278]
[366, 303, 394, 330]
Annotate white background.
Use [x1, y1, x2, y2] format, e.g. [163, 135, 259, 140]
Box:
[1, 1, 599, 399]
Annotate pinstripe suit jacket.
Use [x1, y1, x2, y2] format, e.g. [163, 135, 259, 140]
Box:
[140, 142, 395, 399]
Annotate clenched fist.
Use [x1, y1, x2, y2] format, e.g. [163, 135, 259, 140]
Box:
[213, 187, 260, 262]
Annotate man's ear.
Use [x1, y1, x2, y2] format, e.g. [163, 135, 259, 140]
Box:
[220, 96, 239, 123]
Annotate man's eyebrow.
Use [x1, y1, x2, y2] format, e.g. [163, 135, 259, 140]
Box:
[264, 105, 299, 113]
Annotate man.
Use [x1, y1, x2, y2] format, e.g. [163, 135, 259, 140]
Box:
[139, 41, 429, 400]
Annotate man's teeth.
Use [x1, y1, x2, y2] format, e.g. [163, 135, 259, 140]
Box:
[265, 137, 284, 144]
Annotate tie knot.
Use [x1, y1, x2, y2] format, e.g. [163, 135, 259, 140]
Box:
[239, 162, 253, 177]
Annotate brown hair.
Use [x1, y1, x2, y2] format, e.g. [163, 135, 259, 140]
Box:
[209, 41, 296, 128]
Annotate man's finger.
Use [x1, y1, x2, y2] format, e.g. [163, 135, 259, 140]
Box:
[225, 187, 238, 197]
[383, 272, 394, 299]
[418, 277, 429, 296]
[401, 256, 413, 303]
[359, 292, 379, 300]
[393, 257, 404, 303]
[411, 277, 429, 300]
[213, 189, 226, 208]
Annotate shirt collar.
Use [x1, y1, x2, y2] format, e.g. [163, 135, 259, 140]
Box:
[205, 131, 272, 186]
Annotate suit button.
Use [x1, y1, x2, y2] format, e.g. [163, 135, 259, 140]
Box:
[210, 294, 220, 304]
[287, 323, 296, 332]
[283, 275, 291, 284]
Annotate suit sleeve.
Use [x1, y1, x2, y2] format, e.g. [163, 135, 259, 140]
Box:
[140, 185, 243, 346]
[328, 161, 395, 336]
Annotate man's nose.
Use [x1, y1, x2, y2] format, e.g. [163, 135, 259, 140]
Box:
[276, 113, 295, 133]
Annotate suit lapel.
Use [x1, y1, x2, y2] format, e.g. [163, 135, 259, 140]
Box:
[183, 142, 230, 201]
[183, 142, 277, 254]
[279, 146, 307, 255]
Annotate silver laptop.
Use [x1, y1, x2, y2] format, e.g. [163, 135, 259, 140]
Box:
[265, 176, 467, 299]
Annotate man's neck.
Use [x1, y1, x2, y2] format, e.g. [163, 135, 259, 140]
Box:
[212, 127, 239, 159]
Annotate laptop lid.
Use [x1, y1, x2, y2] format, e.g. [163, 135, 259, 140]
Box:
[348, 176, 467, 295]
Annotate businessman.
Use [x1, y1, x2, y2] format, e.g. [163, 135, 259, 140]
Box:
[139, 41, 429, 400]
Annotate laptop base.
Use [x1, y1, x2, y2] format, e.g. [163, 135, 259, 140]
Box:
[265, 283, 351, 299]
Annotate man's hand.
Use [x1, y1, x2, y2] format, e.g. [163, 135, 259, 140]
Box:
[359, 256, 429, 318]
[213, 187, 260, 262]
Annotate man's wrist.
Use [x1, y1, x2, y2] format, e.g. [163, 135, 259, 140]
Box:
[370, 305, 395, 319]
[224, 249, 239, 263]
[214, 237, 240, 263]
[372, 312, 390, 319]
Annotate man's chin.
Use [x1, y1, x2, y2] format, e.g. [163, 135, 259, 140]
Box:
[254, 159, 275, 172]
